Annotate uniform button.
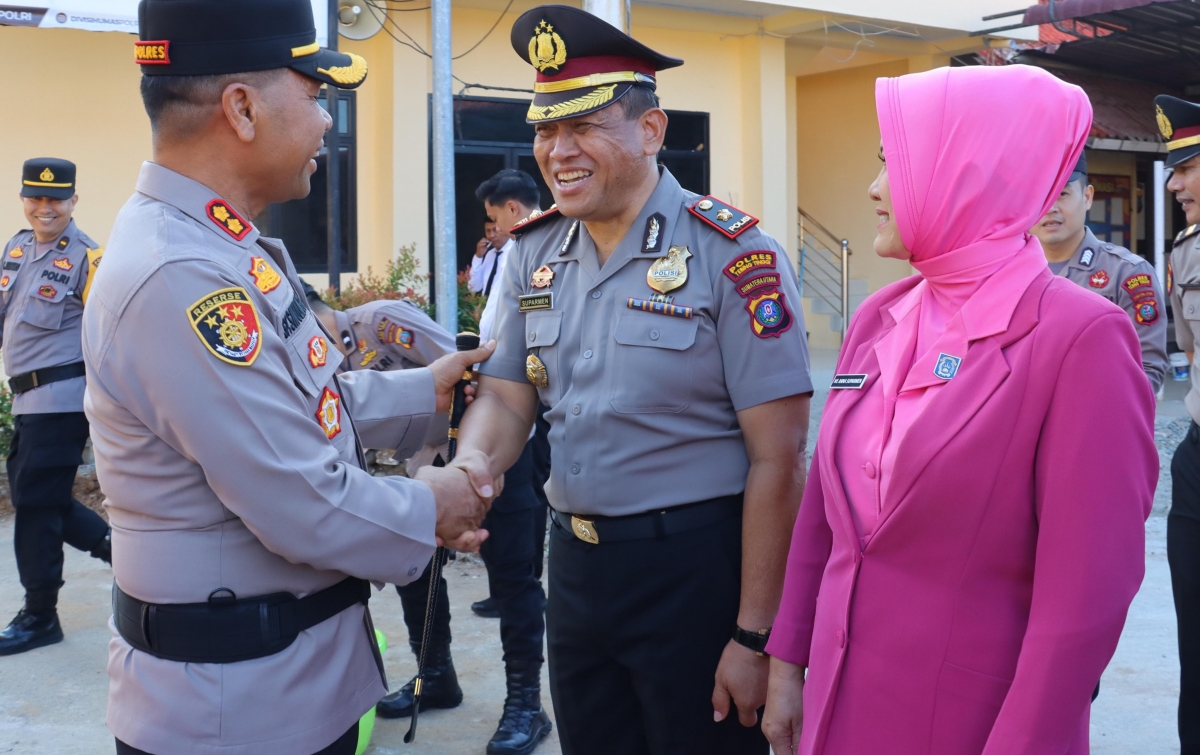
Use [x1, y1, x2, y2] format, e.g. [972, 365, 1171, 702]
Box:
[591, 290, 602, 299]
[572, 405, 581, 415]
[650, 330, 660, 341]
[863, 462, 876, 479]
[584, 350, 593, 358]
[529, 331, 536, 341]
[408, 566, 419, 577]
[836, 629, 845, 647]
[571, 465, 581, 475]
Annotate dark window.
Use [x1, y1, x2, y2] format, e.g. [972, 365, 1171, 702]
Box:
[430, 95, 710, 279]
[256, 91, 357, 274]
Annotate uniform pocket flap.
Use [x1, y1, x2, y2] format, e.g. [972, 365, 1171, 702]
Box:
[1183, 290, 1200, 320]
[525, 311, 562, 348]
[285, 318, 342, 398]
[613, 312, 698, 351]
[20, 296, 67, 330]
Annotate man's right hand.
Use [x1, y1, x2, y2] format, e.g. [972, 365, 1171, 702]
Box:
[475, 238, 490, 258]
[428, 340, 496, 413]
[414, 453, 499, 553]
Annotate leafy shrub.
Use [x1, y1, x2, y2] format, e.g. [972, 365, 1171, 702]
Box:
[0, 387, 13, 459]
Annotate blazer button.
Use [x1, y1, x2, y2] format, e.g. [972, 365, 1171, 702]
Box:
[863, 461, 877, 479]
[836, 629, 845, 647]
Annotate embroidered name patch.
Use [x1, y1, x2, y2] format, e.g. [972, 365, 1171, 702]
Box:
[747, 289, 792, 338]
[134, 40, 171, 65]
[205, 199, 252, 241]
[188, 287, 262, 366]
[317, 387, 341, 439]
[724, 251, 776, 282]
[934, 353, 962, 380]
[519, 293, 553, 312]
[280, 291, 309, 340]
[736, 272, 781, 298]
[627, 297, 694, 319]
[249, 256, 282, 293]
[831, 374, 868, 390]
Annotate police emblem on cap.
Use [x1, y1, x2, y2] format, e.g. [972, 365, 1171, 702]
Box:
[40, 168, 54, 182]
[1154, 95, 1200, 168]
[21, 158, 76, 199]
[528, 20, 567, 74]
[1158, 105, 1174, 140]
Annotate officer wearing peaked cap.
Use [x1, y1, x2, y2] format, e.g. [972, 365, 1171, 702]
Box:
[1161, 92, 1200, 755]
[86, 1, 499, 753]
[454, 6, 814, 754]
[0, 158, 113, 657]
[1032, 151, 1169, 391]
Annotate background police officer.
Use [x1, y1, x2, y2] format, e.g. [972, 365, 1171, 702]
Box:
[86, 2, 497, 753]
[1031, 152, 1168, 392]
[456, 7, 813, 754]
[0, 158, 112, 656]
[1162, 93, 1200, 755]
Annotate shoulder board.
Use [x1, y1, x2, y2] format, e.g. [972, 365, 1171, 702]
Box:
[509, 205, 561, 237]
[688, 196, 759, 239]
[1176, 224, 1200, 247]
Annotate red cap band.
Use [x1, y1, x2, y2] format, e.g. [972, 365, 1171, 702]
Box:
[1174, 125, 1200, 141]
[536, 55, 655, 82]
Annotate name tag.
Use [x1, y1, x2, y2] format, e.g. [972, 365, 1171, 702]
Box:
[831, 374, 867, 390]
[519, 293, 553, 312]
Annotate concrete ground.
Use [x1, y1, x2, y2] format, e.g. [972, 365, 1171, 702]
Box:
[0, 348, 1188, 754]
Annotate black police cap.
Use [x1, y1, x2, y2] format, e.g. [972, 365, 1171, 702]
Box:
[136, 0, 366, 89]
[511, 5, 682, 123]
[1156, 95, 1200, 169]
[1069, 151, 1088, 184]
[21, 158, 76, 200]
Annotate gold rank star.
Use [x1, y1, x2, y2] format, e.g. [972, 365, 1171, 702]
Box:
[204, 314, 218, 328]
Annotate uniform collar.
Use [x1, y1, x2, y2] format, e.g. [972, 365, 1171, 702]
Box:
[135, 162, 262, 249]
[32, 219, 77, 261]
[1066, 227, 1103, 271]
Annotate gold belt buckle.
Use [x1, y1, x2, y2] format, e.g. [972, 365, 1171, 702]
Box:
[570, 515, 599, 544]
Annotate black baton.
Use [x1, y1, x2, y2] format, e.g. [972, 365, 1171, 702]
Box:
[405, 331, 480, 744]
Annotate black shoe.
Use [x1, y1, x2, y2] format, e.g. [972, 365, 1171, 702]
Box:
[0, 608, 64, 656]
[375, 641, 463, 719]
[90, 528, 112, 565]
[487, 660, 552, 755]
[472, 596, 500, 618]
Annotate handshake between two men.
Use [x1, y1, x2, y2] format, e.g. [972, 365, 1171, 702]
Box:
[411, 339, 502, 553]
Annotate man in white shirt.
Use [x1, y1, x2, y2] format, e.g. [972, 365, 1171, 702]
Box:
[468, 221, 502, 294]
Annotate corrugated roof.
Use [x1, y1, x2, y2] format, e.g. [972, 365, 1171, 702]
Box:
[1022, 0, 1171, 26]
[1046, 67, 1176, 143]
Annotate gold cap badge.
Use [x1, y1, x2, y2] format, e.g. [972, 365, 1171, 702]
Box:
[528, 20, 567, 74]
[39, 168, 54, 182]
[1158, 104, 1174, 140]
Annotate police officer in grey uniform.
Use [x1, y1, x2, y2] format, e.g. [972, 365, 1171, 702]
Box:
[1161, 93, 1200, 755]
[1032, 151, 1169, 392]
[85, 2, 497, 753]
[0, 157, 112, 656]
[455, 7, 813, 754]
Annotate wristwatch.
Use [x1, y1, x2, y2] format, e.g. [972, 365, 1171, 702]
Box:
[732, 626, 771, 657]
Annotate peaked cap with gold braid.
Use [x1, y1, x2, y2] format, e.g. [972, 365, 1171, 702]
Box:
[511, 5, 682, 123]
[21, 158, 76, 200]
[136, 0, 367, 90]
[1155, 94, 1200, 169]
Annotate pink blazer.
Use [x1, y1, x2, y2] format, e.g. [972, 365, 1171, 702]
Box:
[768, 270, 1156, 755]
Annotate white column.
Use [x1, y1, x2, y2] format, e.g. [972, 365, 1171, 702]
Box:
[582, 0, 629, 31]
[431, 0, 457, 333]
[1155, 160, 1166, 298]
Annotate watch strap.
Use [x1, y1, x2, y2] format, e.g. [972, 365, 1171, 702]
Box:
[732, 626, 771, 657]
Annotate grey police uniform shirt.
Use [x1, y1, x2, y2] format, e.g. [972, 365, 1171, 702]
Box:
[1171, 225, 1200, 424]
[333, 299, 455, 372]
[1055, 227, 1169, 392]
[84, 162, 442, 755]
[0, 219, 94, 414]
[479, 168, 813, 517]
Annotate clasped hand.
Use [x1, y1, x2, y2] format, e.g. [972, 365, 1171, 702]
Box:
[415, 449, 502, 553]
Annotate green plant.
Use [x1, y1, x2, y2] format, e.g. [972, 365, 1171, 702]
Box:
[0, 387, 13, 459]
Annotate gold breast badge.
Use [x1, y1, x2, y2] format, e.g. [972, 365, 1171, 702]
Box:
[526, 354, 549, 388]
[646, 245, 692, 295]
[531, 265, 555, 289]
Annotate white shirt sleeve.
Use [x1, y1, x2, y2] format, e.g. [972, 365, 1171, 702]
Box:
[467, 248, 496, 293]
[478, 240, 513, 342]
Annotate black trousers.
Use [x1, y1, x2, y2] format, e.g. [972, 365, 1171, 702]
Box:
[7, 412, 107, 608]
[1171, 422, 1200, 755]
[546, 509, 768, 755]
[530, 404, 552, 581]
[116, 721, 359, 755]
[398, 443, 546, 664]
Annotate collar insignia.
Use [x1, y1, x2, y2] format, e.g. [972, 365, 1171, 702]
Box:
[205, 199, 252, 241]
[643, 213, 666, 253]
[1079, 248, 1094, 267]
[56, 237, 70, 250]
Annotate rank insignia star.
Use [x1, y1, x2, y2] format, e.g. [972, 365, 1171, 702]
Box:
[690, 196, 758, 239]
[317, 387, 342, 439]
[249, 256, 282, 293]
[308, 336, 328, 368]
[205, 199, 253, 241]
[188, 287, 262, 366]
[52, 257, 73, 271]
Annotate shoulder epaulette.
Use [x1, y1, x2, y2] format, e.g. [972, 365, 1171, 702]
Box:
[509, 205, 561, 237]
[1176, 224, 1200, 247]
[688, 196, 758, 239]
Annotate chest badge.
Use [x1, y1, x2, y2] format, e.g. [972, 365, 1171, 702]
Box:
[647, 245, 692, 294]
[52, 257, 73, 272]
[38, 285, 57, 299]
[934, 353, 962, 380]
[188, 287, 263, 366]
[9, 247, 23, 259]
[1089, 270, 1109, 288]
[531, 265, 555, 289]
[0, 276, 9, 288]
[249, 256, 282, 294]
[317, 387, 342, 439]
[526, 354, 549, 388]
[308, 336, 328, 368]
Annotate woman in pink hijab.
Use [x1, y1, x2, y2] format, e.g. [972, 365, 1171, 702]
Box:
[760, 65, 1157, 754]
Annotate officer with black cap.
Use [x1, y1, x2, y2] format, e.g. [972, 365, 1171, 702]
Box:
[1031, 151, 1169, 391]
[1162, 93, 1200, 755]
[0, 158, 112, 657]
[84, 2, 499, 754]
[454, 5, 813, 754]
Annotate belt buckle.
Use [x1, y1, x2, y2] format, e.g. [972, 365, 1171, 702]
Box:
[570, 515, 599, 544]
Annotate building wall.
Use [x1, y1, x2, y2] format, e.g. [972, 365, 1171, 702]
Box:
[1084, 148, 1138, 255]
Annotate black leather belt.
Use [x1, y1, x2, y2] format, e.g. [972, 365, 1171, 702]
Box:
[8, 361, 86, 394]
[113, 577, 370, 664]
[550, 494, 743, 545]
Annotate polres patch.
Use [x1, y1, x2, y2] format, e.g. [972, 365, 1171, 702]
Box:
[746, 289, 792, 338]
[724, 251, 776, 282]
[1123, 273, 1153, 293]
[188, 287, 262, 366]
[317, 387, 342, 439]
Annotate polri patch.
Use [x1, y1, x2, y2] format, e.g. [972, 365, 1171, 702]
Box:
[308, 336, 328, 368]
[205, 199, 252, 241]
[317, 387, 342, 439]
[627, 297, 693, 319]
[736, 272, 781, 298]
[249, 256, 282, 293]
[724, 251, 776, 282]
[188, 287, 262, 366]
[933, 353, 962, 380]
[831, 374, 868, 390]
[519, 293, 553, 312]
[746, 289, 792, 338]
[1089, 270, 1108, 288]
